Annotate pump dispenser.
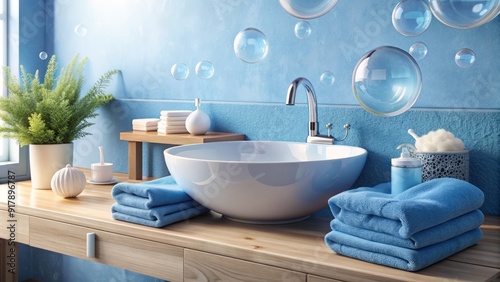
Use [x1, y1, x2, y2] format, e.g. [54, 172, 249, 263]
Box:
[185, 98, 211, 135]
[391, 144, 422, 194]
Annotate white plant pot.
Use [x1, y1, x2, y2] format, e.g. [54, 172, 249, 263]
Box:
[29, 143, 74, 190]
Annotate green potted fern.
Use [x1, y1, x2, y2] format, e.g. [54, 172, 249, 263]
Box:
[0, 54, 118, 189]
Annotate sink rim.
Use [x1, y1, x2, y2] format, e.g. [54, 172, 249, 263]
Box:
[164, 140, 367, 164]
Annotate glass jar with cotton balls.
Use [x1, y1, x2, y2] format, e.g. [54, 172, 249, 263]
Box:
[408, 129, 469, 182]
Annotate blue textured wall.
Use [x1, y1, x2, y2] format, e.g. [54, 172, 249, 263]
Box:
[12, 1, 500, 281]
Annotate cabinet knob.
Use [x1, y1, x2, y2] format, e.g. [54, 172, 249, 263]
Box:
[87, 232, 96, 258]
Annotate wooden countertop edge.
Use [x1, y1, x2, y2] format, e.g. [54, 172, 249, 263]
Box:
[119, 131, 246, 144]
[1, 169, 499, 281]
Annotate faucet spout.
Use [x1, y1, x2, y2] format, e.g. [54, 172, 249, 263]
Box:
[285, 77, 318, 137]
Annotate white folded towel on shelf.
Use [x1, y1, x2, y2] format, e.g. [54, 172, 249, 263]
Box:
[160, 116, 188, 122]
[133, 125, 158, 132]
[158, 120, 186, 127]
[160, 110, 192, 118]
[132, 118, 160, 127]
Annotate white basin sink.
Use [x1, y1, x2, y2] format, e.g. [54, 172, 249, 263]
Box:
[164, 141, 367, 224]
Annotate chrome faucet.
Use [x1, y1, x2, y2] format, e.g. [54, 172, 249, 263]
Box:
[285, 77, 350, 144]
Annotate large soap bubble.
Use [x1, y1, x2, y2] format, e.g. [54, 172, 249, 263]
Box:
[392, 0, 432, 36]
[352, 46, 422, 116]
[279, 0, 339, 19]
[234, 28, 269, 64]
[455, 48, 476, 68]
[428, 0, 500, 29]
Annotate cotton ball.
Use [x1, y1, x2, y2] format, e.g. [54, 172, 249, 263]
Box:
[452, 138, 465, 151]
[436, 139, 455, 152]
[422, 141, 437, 152]
[409, 128, 465, 152]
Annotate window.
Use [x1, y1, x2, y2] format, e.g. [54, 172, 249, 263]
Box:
[0, 0, 30, 183]
[0, 0, 7, 162]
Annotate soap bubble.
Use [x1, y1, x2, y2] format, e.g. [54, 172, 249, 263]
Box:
[74, 24, 88, 37]
[455, 48, 476, 68]
[294, 21, 312, 39]
[320, 71, 335, 86]
[234, 28, 269, 64]
[171, 63, 190, 80]
[195, 60, 215, 79]
[392, 0, 432, 36]
[279, 0, 339, 19]
[429, 0, 500, 29]
[39, 51, 48, 60]
[409, 42, 428, 60]
[352, 46, 422, 116]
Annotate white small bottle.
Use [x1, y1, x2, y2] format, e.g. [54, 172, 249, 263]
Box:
[185, 98, 211, 135]
[391, 144, 422, 194]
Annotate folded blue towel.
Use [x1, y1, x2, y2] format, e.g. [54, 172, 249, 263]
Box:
[111, 176, 193, 209]
[111, 202, 209, 228]
[331, 209, 483, 249]
[325, 227, 482, 271]
[329, 178, 484, 238]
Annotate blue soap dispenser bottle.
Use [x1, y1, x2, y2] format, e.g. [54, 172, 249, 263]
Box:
[391, 144, 422, 194]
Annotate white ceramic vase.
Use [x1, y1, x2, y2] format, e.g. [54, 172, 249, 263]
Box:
[29, 143, 74, 190]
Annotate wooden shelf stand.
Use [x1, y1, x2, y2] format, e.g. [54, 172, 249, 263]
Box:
[119, 131, 245, 180]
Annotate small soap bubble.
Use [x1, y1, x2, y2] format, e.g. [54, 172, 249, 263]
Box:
[428, 0, 500, 29]
[74, 24, 88, 37]
[294, 21, 312, 39]
[352, 46, 422, 116]
[171, 63, 190, 80]
[195, 60, 215, 79]
[233, 28, 269, 64]
[409, 42, 428, 60]
[392, 0, 432, 36]
[455, 48, 476, 68]
[320, 71, 335, 86]
[39, 51, 48, 60]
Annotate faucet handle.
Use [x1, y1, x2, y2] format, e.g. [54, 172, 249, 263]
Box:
[326, 123, 332, 137]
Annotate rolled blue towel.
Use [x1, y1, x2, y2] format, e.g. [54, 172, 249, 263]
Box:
[330, 209, 483, 249]
[329, 178, 484, 238]
[325, 227, 483, 271]
[111, 176, 193, 209]
[111, 202, 209, 228]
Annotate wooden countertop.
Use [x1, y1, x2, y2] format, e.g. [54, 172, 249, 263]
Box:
[1, 169, 499, 281]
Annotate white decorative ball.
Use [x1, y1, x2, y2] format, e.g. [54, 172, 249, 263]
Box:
[185, 110, 211, 135]
[51, 164, 86, 198]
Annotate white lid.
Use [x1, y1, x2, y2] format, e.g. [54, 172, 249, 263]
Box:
[392, 144, 421, 168]
[391, 157, 421, 167]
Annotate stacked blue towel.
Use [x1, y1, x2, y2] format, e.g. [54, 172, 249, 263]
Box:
[111, 176, 209, 228]
[324, 178, 485, 271]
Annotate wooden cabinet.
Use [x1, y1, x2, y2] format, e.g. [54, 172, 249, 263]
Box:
[0, 210, 29, 244]
[184, 249, 306, 282]
[30, 217, 183, 282]
[307, 275, 344, 282]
